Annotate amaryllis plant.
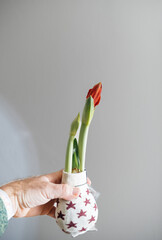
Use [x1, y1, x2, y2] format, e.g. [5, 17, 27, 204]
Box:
[56, 82, 102, 237]
[65, 82, 102, 173]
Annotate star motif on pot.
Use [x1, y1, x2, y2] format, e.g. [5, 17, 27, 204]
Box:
[77, 209, 87, 218]
[84, 198, 90, 206]
[86, 188, 90, 195]
[66, 221, 77, 229]
[57, 211, 65, 220]
[79, 193, 82, 198]
[79, 227, 87, 232]
[66, 201, 76, 210]
[88, 215, 95, 224]
[94, 203, 97, 211]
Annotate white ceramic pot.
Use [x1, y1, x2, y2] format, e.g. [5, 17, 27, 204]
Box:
[55, 170, 98, 237]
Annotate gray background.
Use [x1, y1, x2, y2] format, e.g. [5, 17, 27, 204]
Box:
[0, 0, 162, 239]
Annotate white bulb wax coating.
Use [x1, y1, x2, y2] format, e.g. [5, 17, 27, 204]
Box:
[65, 113, 80, 173]
[56, 171, 98, 237]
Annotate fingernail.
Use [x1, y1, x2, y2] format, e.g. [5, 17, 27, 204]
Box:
[72, 187, 80, 196]
[87, 178, 91, 186]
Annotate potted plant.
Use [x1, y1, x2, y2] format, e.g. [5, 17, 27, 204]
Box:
[56, 83, 102, 237]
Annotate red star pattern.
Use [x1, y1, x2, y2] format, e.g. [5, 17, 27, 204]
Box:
[66, 221, 77, 229]
[56, 189, 98, 235]
[66, 201, 76, 210]
[88, 215, 95, 224]
[57, 211, 65, 220]
[94, 203, 97, 211]
[86, 188, 90, 195]
[77, 209, 87, 218]
[79, 227, 87, 232]
[84, 198, 91, 206]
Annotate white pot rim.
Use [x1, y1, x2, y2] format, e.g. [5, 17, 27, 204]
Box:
[62, 170, 87, 187]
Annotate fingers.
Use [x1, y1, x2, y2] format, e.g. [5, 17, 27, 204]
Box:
[47, 206, 56, 218]
[87, 177, 91, 186]
[40, 199, 56, 217]
[46, 179, 91, 219]
[44, 169, 63, 183]
[48, 183, 80, 201]
[42, 170, 92, 186]
[25, 199, 56, 217]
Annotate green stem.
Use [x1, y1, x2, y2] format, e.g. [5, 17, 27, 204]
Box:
[78, 123, 89, 172]
[65, 135, 74, 173]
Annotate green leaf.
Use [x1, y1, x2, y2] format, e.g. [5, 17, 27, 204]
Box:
[72, 152, 78, 169]
[82, 96, 94, 126]
[72, 138, 80, 170]
[65, 113, 80, 173]
[70, 113, 80, 136]
[73, 138, 79, 158]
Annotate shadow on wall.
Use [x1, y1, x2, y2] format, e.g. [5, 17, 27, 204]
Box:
[0, 96, 40, 240]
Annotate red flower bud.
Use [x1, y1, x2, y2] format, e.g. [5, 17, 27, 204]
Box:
[86, 82, 102, 107]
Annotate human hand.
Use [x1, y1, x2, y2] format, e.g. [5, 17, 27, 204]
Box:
[0, 170, 91, 219]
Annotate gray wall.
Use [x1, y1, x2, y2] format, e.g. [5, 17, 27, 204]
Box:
[0, 0, 162, 240]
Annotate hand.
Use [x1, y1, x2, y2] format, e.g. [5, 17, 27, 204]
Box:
[0, 170, 91, 219]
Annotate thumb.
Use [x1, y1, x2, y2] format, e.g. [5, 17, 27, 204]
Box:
[47, 183, 80, 201]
